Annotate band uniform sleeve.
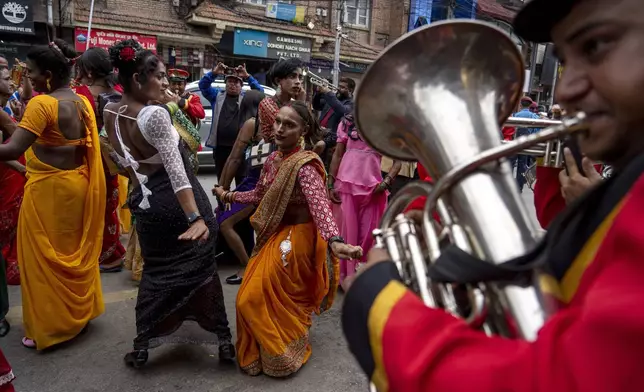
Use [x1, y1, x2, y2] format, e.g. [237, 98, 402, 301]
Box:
[183, 93, 205, 120]
[298, 163, 340, 241]
[342, 190, 644, 392]
[18, 95, 52, 137]
[141, 107, 192, 194]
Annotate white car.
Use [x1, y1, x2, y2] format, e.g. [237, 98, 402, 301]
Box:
[185, 80, 276, 166]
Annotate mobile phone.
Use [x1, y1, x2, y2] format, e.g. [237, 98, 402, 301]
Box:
[563, 136, 585, 176]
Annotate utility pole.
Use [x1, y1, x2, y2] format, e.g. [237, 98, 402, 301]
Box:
[528, 42, 539, 95]
[332, 0, 345, 87]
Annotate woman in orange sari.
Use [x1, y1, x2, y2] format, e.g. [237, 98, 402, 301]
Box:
[0, 39, 105, 349]
[214, 102, 362, 377]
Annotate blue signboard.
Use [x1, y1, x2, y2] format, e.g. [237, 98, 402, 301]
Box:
[233, 29, 269, 58]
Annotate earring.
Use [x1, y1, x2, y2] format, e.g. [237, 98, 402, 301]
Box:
[298, 136, 305, 148]
[46, 79, 51, 92]
[136, 82, 141, 90]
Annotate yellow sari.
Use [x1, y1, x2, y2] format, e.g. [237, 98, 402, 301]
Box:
[18, 94, 106, 350]
[236, 151, 339, 377]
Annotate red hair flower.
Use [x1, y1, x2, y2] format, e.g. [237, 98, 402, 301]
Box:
[119, 46, 136, 62]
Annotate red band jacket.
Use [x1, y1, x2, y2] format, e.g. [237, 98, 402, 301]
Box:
[343, 155, 644, 392]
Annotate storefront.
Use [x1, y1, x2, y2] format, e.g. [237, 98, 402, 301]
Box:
[0, 0, 49, 67]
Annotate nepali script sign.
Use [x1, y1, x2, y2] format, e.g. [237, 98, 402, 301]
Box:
[75, 27, 157, 53]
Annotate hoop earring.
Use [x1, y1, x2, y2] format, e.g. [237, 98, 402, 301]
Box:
[46, 79, 51, 92]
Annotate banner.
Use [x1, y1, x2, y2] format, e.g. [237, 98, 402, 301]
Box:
[75, 27, 157, 53]
[265, 2, 305, 23]
[0, 0, 34, 35]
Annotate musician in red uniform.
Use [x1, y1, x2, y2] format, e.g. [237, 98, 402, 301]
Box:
[167, 68, 205, 126]
[342, 1, 644, 391]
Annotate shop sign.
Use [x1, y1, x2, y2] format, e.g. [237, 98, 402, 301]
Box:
[74, 27, 157, 53]
[0, 0, 34, 35]
[309, 58, 369, 74]
[265, 2, 305, 24]
[233, 29, 311, 63]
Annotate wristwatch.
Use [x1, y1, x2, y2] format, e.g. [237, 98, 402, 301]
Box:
[187, 212, 203, 225]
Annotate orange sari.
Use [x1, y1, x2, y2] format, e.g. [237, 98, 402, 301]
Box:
[236, 151, 339, 377]
[18, 94, 106, 349]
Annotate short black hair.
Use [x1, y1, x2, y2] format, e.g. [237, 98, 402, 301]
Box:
[27, 38, 77, 86]
[267, 58, 303, 87]
[340, 77, 356, 92]
[109, 39, 160, 93]
[77, 47, 117, 87]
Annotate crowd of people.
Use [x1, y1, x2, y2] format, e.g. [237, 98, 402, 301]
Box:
[3, 0, 642, 390]
[0, 33, 369, 388]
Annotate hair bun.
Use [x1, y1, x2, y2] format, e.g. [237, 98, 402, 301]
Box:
[53, 38, 78, 59]
[109, 39, 143, 71]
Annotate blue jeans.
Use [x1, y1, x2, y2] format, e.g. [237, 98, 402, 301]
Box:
[510, 128, 534, 192]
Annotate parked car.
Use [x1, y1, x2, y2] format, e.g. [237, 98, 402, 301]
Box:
[185, 80, 276, 166]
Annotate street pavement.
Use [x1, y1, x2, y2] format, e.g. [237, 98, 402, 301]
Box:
[0, 170, 539, 392]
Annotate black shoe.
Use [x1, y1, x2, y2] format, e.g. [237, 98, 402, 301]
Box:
[225, 274, 242, 285]
[218, 343, 236, 362]
[0, 319, 10, 337]
[124, 350, 148, 368]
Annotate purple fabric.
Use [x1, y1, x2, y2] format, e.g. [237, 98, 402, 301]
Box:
[216, 171, 260, 224]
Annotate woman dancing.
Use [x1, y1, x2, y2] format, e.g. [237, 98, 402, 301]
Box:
[215, 90, 265, 285]
[74, 47, 126, 272]
[0, 39, 106, 349]
[214, 101, 362, 377]
[328, 113, 401, 288]
[103, 39, 233, 367]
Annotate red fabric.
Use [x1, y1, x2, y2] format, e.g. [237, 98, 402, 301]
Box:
[534, 164, 604, 229]
[403, 164, 441, 223]
[183, 92, 205, 125]
[502, 126, 516, 141]
[71, 83, 125, 265]
[100, 173, 126, 265]
[320, 108, 334, 128]
[0, 139, 25, 285]
[114, 84, 124, 94]
[0, 349, 15, 391]
[533, 166, 566, 229]
[379, 173, 644, 392]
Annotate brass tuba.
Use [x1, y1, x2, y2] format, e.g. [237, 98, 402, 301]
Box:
[356, 18, 587, 362]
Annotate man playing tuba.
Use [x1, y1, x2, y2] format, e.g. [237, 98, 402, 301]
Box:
[342, 0, 644, 391]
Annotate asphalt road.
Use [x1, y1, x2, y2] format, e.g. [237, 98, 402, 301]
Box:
[0, 170, 539, 392]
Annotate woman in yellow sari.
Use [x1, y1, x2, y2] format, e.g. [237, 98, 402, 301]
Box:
[214, 101, 362, 377]
[0, 39, 105, 349]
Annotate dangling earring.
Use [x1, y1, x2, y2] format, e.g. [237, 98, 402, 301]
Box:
[298, 136, 305, 148]
[46, 78, 51, 92]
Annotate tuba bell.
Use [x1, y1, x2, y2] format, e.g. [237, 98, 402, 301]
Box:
[356, 18, 587, 360]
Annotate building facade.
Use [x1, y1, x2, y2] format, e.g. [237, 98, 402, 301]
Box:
[37, 0, 412, 84]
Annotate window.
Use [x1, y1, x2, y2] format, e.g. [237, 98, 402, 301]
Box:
[236, 0, 293, 5]
[344, 0, 370, 27]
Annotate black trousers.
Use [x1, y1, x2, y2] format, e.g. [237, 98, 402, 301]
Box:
[213, 146, 245, 186]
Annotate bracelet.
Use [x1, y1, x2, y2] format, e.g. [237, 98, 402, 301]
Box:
[328, 236, 345, 246]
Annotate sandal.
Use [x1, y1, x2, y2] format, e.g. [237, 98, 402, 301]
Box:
[21, 337, 36, 349]
[100, 261, 124, 273]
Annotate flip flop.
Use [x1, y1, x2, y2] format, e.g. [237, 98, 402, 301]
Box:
[100, 262, 123, 273]
[21, 337, 36, 349]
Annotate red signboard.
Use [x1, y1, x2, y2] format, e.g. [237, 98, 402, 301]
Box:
[74, 27, 157, 53]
